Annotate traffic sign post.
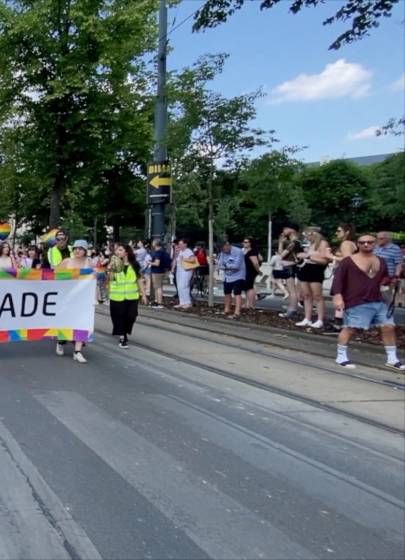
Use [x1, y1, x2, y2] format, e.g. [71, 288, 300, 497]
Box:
[147, 162, 172, 204]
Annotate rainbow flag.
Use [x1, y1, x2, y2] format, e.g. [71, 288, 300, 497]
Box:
[41, 228, 60, 247]
[0, 223, 11, 241]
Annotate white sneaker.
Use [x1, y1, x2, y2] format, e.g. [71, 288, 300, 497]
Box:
[73, 351, 87, 364]
[295, 318, 312, 327]
[310, 320, 324, 329]
[56, 343, 64, 356]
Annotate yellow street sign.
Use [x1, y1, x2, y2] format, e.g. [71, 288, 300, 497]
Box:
[147, 160, 172, 202]
[149, 175, 172, 189]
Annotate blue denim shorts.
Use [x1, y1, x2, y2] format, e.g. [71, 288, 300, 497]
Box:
[343, 302, 394, 330]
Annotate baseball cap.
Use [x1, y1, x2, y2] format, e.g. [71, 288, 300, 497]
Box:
[72, 240, 89, 251]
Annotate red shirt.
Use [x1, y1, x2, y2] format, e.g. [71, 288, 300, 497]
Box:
[331, 256, 388, 310]
[195, 248, 208, 266]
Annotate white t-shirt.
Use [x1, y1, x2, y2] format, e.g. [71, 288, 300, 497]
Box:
[177, 248, 194, 271]
[270, 255, 283, 270]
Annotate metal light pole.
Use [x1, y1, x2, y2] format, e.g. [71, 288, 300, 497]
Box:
[149, 0, 168, 241]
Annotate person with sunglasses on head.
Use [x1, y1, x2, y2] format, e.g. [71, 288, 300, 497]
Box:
[331, 234, 404, 371]
[42, 229, 72, 269]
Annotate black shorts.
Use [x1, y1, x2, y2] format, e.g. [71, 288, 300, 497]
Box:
[297, 263, 326, 284]
[273, 266, 296, 280]
[224, 279, 245, 295]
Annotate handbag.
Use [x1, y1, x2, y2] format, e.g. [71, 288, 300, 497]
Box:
[182, 258, 199, 271]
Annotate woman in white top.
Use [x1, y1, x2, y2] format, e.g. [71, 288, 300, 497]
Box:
[57, 239, 93, 363]
[0, 242, 17, 269]
[174, 238, 197, 309]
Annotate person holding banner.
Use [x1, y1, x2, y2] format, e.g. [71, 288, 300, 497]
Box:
[108, 244, 146, 349]
[42, 229, 72, 269]
[57, 239, 94, 363]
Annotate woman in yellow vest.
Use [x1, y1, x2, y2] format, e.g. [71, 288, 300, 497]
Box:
[108, 244, 146, 348]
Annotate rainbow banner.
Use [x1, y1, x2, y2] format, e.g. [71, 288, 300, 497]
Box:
[0, 268, 96, 343]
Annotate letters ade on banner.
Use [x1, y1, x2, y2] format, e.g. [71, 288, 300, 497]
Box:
[0, 268, 96, 343]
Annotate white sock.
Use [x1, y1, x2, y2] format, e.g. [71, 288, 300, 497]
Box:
[336, 344, 350, 364]
[385, 346, 399, 364]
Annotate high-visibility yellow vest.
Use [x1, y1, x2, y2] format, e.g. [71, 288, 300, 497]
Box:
[109, 266, 139, 302]
[48, 245, 72, 268]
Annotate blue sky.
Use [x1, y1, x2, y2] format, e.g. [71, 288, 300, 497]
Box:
[168, 0, 405, 163]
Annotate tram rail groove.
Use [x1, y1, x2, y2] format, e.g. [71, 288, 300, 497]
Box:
[96, 308, 405, 391]
[95, 324, 405, 437]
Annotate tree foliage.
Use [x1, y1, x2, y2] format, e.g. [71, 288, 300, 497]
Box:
[0, 0, 157, 232]
[193, 0, 400, 50]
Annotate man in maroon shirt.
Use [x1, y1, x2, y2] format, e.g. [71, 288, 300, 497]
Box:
[331, 234, 404, 370]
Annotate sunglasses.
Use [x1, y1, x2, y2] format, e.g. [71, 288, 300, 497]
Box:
[358, 241, 375, 245]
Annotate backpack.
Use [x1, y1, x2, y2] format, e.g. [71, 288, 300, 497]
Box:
[161, 251, 172, 271]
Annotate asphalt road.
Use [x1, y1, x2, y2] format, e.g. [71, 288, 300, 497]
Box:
[0, 319, 404, 560]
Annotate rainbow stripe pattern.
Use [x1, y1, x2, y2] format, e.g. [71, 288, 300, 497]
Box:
[0, 267, 94, 280]
[0, 268, 95, 344]
[40, 228, 60, 247]
[0, 329, 92, 344]
[0, 223, 11, 241]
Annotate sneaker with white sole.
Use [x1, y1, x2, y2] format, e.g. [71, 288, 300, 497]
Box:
[119, 337, 129, 349]
[336, 360, 356, 369]
[73, 351, 87, 363]
[295, 318, 312, 327]
[56, 342, 64, 356]
[310, 320, 324, 329]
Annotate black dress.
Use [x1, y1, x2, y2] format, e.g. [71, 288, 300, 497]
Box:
[244, 249, 259, 290]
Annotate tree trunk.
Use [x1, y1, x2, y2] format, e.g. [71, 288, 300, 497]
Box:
[208, 160, 215, 308]
[49, 180, 63, 228]
[267, 209, 272, 263]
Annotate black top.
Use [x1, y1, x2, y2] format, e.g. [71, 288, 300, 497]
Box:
[282, 239, 303, 265]
[245, 249, 259, 278]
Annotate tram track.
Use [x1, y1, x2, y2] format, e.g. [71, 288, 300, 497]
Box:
[118, 310, 405, 391]
[95, 310, 405, 435]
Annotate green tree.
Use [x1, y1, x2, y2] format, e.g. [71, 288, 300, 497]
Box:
[367, 152, 405, 229]
[240, 148, 309, 257]
[297, 160, 372, 236]
[193, 0, 400, 50]
[0, 0, 157, 229]
[167, 57, 271, 304]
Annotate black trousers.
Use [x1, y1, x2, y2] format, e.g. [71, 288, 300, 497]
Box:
[110, 299, 139, 336]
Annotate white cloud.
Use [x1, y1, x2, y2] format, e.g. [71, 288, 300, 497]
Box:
[268, 59, 372, 104]
[389, 73, 405, 92]
[347, 126, 380, 141]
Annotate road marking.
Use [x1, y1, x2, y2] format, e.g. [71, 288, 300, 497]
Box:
[0, 421, 102, 560]
[36, 391, 315, 560]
